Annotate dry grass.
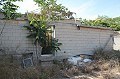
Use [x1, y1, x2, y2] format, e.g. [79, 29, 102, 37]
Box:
[0, 55, 61, 79]
[0, 48, 60, 79]
[59, 49, 120, 79]
[0, 48, 120, 79]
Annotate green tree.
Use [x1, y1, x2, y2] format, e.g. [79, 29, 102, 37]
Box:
[81, 16, 120, 31]
[0, 0, 23, 37]
[34, 0, 73, 21]
[0, 0, 23, 19]
[25, 13, 47, 47]
[25, 0, 69, 55]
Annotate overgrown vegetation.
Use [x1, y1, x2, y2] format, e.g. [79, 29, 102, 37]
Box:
[93, 48, 120, 61]
[25, 13, 62, 55]
[81, 16, 120, 31]
[0, 48, 120, 79]
[0, 0, 120, 79]
[0, 55, 54, 79]
[57, 49, 120, 79]
[24, 0, 71, 55]
[0, 48, 60, 79]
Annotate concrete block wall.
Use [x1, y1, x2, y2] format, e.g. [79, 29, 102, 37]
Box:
[0, 20, 36, 55]
[114, 31, 120, 50]
[0, 13, 4, 19]
[0, 20, 114, 59]
[55, 22, 113, 57]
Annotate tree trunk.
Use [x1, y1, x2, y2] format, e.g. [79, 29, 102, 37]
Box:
[35, 42, 42, 66]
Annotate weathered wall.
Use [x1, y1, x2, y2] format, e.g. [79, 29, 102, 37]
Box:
[0, 20, 37, 55]
[54, 22, 113, 58]
[114, 31, 120, 50]
[0, 13, 4, 19]
[0, 20, 114, 59]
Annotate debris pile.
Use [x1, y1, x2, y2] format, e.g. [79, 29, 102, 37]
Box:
[67, 54, 92, 66]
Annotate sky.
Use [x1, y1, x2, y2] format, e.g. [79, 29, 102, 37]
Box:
[15, 0, 120, 20]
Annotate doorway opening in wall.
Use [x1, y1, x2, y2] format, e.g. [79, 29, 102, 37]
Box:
[41, 25, 55, 55]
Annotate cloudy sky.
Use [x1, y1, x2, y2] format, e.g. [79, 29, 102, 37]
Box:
[15, 0, 120, 20]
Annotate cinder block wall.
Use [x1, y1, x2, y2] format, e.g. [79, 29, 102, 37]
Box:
[0, 20, 36, 55]
[0, 20, 114, 59]
[114, 31, 120, 50]
[55, 22, 113, 57]
[0, 13, 4, 19]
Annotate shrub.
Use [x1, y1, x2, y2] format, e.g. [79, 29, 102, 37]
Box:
[0, 55, 21, 79]
[93, 48, 120, 61]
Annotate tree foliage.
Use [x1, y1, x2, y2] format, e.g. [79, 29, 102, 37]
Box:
[33, 0, 74, 21]
[81, 16, 120, 31]
[24, 19, 47, 47]
[25, 0, 74, 54]
[25, 6, 62, 54]
[25, 0, 71, 54]
[0, 0, 23, 19]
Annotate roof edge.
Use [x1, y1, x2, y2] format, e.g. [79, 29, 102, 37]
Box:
[79, 25, 113, 30]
